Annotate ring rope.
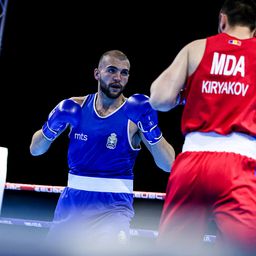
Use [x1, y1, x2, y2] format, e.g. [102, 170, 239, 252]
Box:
[4, 182, 166, 200]
[2, 182, 164, 238]
[1, 183, 216, 242]
[0, 216, 216, 242]
[0, 216, 158, 238]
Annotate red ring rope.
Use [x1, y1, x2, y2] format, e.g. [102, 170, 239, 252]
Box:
[4, 182, 166, 200]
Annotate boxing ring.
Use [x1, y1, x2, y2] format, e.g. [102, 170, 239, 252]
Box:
[1, 182, 216, 243]
[0, 147, 216, 256]
[1, 182, 163, 239]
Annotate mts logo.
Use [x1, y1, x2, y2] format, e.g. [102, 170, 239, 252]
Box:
[210, 52, 245, 77]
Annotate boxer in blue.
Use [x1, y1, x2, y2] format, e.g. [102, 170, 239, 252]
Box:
[30, 50, 175, 251]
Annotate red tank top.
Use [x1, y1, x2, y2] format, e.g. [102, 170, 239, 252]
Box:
[182, 33, 256, 136]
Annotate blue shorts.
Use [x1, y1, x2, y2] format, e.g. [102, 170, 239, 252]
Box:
[46, 187, 134, 247]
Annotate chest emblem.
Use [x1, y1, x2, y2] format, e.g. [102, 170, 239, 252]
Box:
[106, 133, 118, 149]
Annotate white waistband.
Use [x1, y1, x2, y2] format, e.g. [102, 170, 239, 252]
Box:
[67, 173, 133, 194]
[182, 132, 256, 160]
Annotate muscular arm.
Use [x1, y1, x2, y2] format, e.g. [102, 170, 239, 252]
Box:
[149, 45, 189, 112]
[125, 94, 175, 172]
[150, 39, 206, 112]
[141, 134, 175, 173]
[30, 129, 52, 156]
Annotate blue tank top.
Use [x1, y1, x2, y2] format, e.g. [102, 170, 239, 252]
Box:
[67, 93, 140, 179]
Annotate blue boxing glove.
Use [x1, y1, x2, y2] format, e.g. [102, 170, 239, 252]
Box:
[123, 94, 162, 145]
[42, 99, 82, 141]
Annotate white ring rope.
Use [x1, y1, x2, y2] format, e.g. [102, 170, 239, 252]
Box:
[0, 216, 159, 238]
[0, 216, 216, 242]
[4, 182, 166, 200]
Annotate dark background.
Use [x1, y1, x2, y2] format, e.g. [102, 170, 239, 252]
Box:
[0, 0, 224, 193]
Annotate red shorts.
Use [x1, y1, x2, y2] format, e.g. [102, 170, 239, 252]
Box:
[158, 151, 256, 254]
